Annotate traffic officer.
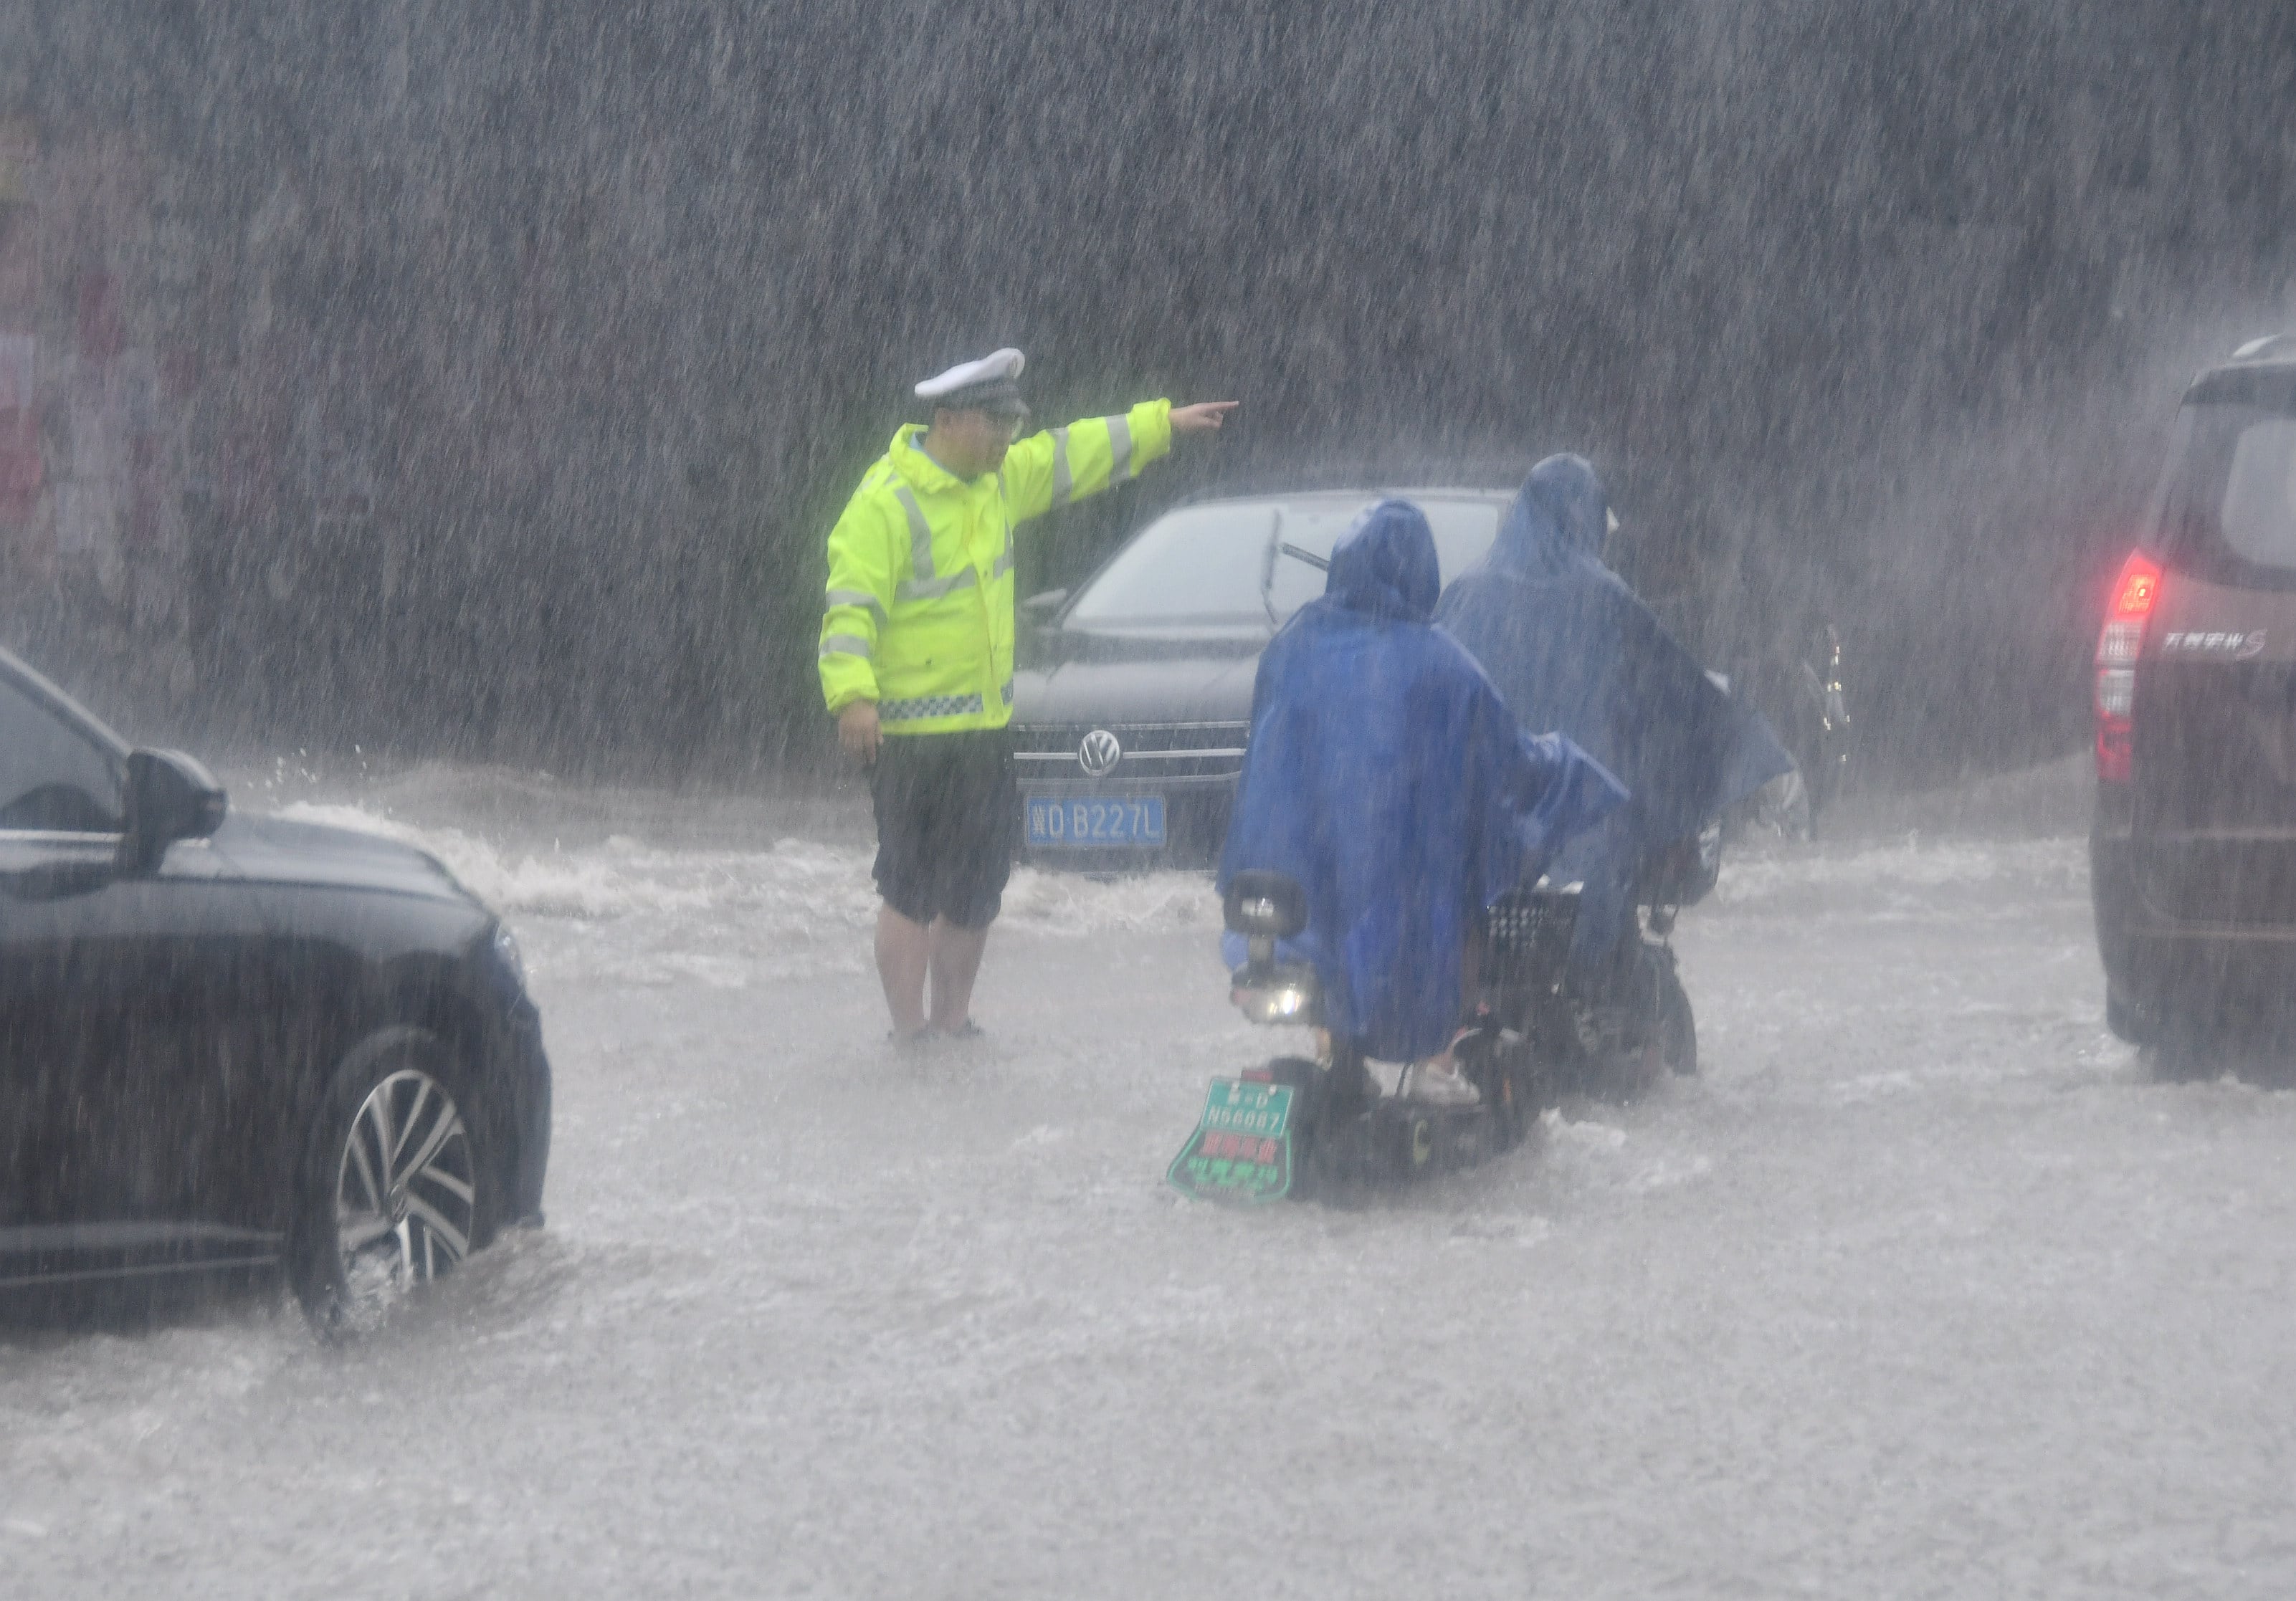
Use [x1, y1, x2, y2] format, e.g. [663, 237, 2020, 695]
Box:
[819, 349, 1237, 1043]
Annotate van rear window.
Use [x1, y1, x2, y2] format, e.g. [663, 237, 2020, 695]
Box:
[2158, 368, 2296, 584]
[2219, 419, 2296, 567]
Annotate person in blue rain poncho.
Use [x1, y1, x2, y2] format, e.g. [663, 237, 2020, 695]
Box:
[1217, 498, 1624, 1106]
[1434, 454, 1793, 990]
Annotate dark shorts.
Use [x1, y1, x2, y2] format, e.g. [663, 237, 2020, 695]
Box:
[870, 727, 1018, 929]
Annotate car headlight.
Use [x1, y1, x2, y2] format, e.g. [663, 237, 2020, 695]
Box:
[488, 921, 528, 1000]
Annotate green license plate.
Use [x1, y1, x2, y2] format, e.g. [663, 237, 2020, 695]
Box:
[1166, 1079, 1295, 1204]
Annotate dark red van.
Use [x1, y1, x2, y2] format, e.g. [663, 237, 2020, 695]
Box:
[2092, 335, 2296, 1046]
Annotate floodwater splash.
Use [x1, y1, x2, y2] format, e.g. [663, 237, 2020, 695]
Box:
[272, 800, 1221, 990]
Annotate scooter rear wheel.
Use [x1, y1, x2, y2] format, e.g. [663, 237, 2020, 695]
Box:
[1598, 948, 1697, 1101]
[1461, 1031, 1537, 1150]
[1654, 960, 1697, 1077]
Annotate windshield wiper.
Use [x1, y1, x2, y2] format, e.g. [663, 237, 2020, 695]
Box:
[1257, 509, 1282, 627]
[1258, 512, 1330, 629]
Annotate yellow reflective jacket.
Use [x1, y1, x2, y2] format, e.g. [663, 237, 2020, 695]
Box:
[818, 400, 1174, 732]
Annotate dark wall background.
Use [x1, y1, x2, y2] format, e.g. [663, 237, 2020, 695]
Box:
[0, 1, 2290, 783]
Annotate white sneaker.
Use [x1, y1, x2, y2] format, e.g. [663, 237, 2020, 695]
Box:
[1405, 1059, 1481, 1108]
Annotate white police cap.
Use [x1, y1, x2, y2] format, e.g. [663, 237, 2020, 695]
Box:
[915, 348, 1027, 412]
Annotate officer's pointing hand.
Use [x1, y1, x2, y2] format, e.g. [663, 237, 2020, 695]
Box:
[1171, 401, 1239, 436]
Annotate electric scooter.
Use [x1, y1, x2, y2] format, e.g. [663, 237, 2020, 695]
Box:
[1168, 828, 1718, 1204]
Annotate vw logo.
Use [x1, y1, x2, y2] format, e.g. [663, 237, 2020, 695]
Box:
[1078, 728, 1123, 778]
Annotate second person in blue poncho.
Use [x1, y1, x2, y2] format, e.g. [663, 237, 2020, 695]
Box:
[1216, 498, 1623, 1106]
[1434, 455, 1792, 990]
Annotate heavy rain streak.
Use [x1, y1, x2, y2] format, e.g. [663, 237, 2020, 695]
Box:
[4, 3, 2296, 1595]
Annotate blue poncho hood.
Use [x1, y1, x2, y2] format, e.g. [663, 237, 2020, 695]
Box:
[1434, 457, 1792, 963]
[1325, 494, 1442, 619]
[1218, 500, 1623, 1061]
[1501, 451, 1611, 575]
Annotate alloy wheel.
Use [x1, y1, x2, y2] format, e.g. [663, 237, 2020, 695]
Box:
[332, 1066, 477, 1313]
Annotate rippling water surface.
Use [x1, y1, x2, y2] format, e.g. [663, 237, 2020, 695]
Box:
[7, 764, 2295, 1598]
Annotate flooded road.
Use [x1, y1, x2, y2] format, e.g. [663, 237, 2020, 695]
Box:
[7, 767, 2296, 1597]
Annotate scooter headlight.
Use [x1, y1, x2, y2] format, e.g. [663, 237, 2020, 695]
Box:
[1231, 979, 1316, 1026]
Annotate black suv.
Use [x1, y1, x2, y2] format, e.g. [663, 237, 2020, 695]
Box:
[2092, 334, 2296, 1046]
[0, 647, 550, 1327]
[1011, 487, 1510, 867]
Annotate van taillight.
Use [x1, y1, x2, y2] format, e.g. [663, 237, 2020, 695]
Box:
[2095, 549, 2161, 783]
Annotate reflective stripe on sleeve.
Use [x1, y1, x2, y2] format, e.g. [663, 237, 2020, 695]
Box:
[1107, 415, 1134, 484]
[896, 567, 979, 603]
[824, 588, 886, 620]
[991, 543, 1014, 580]
[893, 485, 935, 580]
[880, 692, 986, 724]
[819, 634, 873, 659]
[1050, 426, 1072, 509]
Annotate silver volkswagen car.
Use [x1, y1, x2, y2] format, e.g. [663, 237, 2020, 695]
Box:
[1009, 487, 1510, 868]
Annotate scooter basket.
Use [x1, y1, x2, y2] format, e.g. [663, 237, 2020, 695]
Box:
[1484, 888, 1578, 971]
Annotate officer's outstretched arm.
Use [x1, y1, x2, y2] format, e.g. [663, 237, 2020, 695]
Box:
[1001, 399, 1175, 524]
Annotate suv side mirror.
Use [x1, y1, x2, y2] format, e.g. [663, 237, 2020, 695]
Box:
[120, 749, 228, 873]
[1020, 588, 1068, 618]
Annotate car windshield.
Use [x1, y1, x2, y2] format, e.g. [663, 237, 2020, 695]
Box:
[1064, 497, 1504, 626]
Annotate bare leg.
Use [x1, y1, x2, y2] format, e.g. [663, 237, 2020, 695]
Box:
[1420, 933, 1485, 1074]
[875, 904, 933, 1038]
[1406, 933, 1483, 1100]
[927, 919, 991, 1031]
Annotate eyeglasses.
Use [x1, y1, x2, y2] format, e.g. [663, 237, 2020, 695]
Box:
[982, 411, 1029, 440]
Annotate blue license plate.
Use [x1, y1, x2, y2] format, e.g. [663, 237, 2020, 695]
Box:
[1026, 795, 1166, 848]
